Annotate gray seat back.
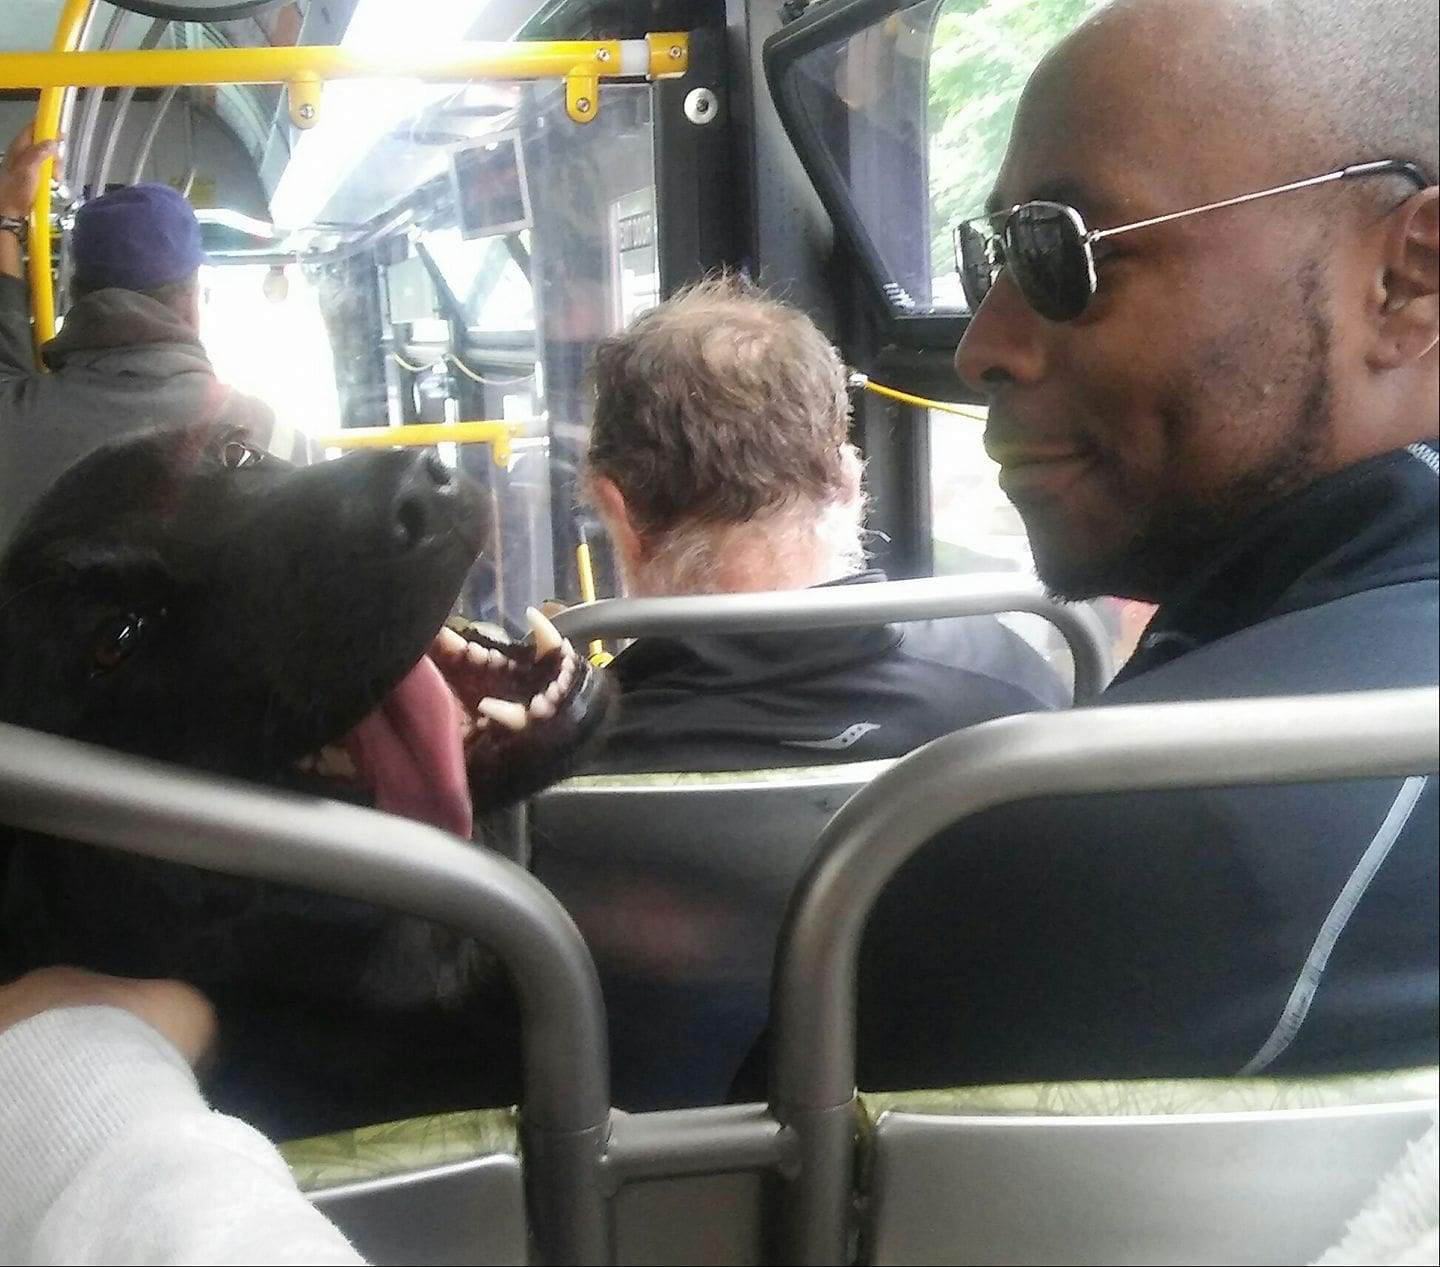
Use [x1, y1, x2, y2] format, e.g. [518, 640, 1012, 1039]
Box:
[531, 761, 891, 1108]
[0, 721, 613, 1265]
[284, 1108, 529, 1266]
[861, 1074, 1438, 1265]
[768, 687, 1439, 1262]
[552, 573, 1115, 700]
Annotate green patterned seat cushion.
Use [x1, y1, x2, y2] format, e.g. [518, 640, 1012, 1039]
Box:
[282, 1070, 1437, 1193]
[282, 1106, 519, 1192]
[549, 760, 894, 790]
[860, 1066, 1439, 1122]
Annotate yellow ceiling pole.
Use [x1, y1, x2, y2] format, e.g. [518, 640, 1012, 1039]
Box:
[0, 39, 684, 94]
[29, 0, 94, 360]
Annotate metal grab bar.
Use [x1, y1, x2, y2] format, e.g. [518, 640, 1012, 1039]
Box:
[553, 573, 1115, 700]
[0, 721, 614, 1266]
[767, 686, 1440, 1263]
[1, 36, 688, 93]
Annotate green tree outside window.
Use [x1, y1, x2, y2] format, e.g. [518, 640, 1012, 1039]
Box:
[928, 0, 1107, 272]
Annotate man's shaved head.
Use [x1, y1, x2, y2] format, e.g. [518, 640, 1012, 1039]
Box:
[957, 0, 1439, 603]
[1250, 0, 1438, 184]
[1052, 0, 1437, 188]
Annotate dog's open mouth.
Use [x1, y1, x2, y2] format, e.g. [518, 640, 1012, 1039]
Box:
[294, 608, 589, 838]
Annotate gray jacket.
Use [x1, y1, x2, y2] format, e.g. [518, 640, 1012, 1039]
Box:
[0, 274, 300, 545]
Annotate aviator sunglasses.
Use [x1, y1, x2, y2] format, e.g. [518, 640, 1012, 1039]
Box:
[954, 158, 1430, 322]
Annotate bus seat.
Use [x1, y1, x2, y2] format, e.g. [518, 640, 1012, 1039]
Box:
[284, 1109, 767, 1266]
[857, 1067, 1439, 1266]
[281, 1107, 527, 1267]
[552, 573, 1115, 702]
[529, 760, 894, 1110]
[277, 1069, 1436, 1266]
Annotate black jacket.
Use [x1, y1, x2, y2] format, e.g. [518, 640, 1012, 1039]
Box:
[583, 571, 1069, 775]
[856, 442, 1439, 1091]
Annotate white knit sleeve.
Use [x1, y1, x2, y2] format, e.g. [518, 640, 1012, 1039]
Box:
[0, 1006, 364, 1265]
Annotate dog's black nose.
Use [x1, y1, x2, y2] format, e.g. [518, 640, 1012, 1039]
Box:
[390, 450, 457, 552]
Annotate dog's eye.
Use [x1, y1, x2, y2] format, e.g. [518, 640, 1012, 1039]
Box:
[222, 441, 264, 471]
[90, 611, 157, 675]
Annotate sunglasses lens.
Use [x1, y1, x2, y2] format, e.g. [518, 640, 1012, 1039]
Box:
[1004, 202, 1093, 321]
[956, 221, 997, 313]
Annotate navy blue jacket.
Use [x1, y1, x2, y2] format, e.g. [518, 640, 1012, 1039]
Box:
[856, 442, 1439, 1090]
[585, 571, 1069, 775]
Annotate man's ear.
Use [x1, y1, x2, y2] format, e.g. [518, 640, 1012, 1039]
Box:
[589, 474, 650, 568]
[1367, 186, 1438, 371]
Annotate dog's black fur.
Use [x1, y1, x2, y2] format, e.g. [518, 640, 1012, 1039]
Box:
[0, 422, 609, 1138]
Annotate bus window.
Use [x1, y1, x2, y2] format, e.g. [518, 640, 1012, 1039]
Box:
[928, 0, 1108, 311]
[191, 72, 659, 631]
[200, 264, 342, 461]
[768, 0, 1106, 320]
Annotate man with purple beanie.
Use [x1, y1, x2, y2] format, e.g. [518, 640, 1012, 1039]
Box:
[0, 124, 296, 545]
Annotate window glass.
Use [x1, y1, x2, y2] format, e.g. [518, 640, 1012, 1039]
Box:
[200, 262, 341, 456]
[778, 0, 1104, 316]
[928, 0, 1108, 308]
[193, 79, 658, 632]
[788, 4, 939, 312]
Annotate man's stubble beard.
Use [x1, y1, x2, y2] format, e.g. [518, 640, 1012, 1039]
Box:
[1033, 262, 1336, 605]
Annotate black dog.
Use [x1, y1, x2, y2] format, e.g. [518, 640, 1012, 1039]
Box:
[0, 422, 609, 1138]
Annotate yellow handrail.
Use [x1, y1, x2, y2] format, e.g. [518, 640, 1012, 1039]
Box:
[18, 31, 690, 350]
[311, 421, 529, 466]
[28, 0, 93, 364]
[0, 36, 688, 95]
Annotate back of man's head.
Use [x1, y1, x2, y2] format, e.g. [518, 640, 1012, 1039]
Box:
[70, 184, 206, 326]
[587, 276, 864, 594]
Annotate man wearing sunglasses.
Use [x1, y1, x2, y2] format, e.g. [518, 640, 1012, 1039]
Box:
[856, 0, 1437, 1090]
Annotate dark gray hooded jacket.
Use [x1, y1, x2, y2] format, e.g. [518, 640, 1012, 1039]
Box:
[0, 274, 301, 545]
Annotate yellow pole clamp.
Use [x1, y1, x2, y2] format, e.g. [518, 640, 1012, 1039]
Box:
[287, 73, 323, 130]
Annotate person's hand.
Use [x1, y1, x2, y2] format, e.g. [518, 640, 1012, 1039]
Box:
[1, 124, 61, 221]
[0, 966, 217, 1069]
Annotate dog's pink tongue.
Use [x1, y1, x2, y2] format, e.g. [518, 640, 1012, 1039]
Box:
[343, 656, 473, 838]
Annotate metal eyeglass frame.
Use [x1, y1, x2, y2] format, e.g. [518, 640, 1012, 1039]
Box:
[953, 158, 1431, 321]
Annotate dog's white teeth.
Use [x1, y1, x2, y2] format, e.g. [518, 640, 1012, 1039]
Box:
[435, 626, 467, 656]
[315, 745, 357, 780]
[477, 697, 528, 731]
[487, 648, 508, 671]
[526, 606, 564, 657]
[556, 658, 575, 693]
[561, 639, 575, 660]
[529, 692, 556, 720]
[544, 681, 563, 704]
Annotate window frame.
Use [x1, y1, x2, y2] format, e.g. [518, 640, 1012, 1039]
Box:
[763, 0, 967, 351]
